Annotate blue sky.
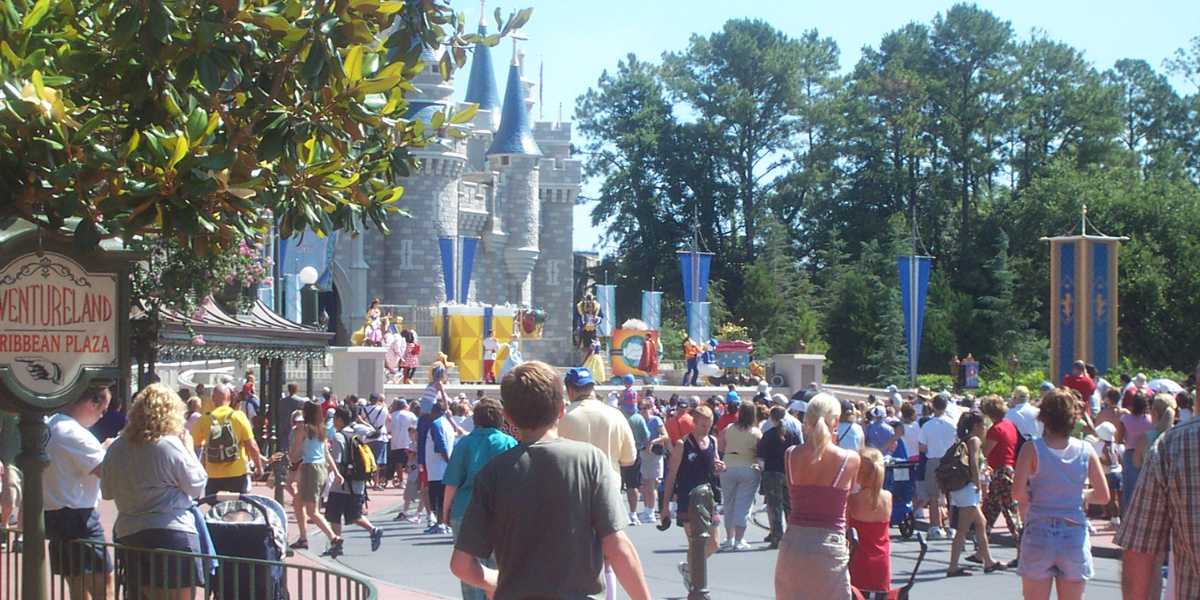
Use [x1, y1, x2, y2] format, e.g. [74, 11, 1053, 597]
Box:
[449, 0, 1200, 254]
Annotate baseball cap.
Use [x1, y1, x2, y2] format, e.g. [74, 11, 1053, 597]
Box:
[770, 393, 789, 407]
[869, 406, 886, 420]
[725, 391, 741, 405]
[565, 367, 595, 388]
[788, 399, 808, 414]
[622, 374, 636, 386]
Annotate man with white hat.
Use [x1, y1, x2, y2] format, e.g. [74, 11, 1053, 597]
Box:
[763, 394, 803, 441]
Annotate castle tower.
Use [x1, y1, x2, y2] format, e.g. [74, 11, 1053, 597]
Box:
[530, 121, 582, 366]
[488, 45, 542, 307]
[371, 43, 468, 305]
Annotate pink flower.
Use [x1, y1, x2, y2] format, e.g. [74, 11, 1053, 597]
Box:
[224, 274, 234, 284]
[191, 334, 206, 345]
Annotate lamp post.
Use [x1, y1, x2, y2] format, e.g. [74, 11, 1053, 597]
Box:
[1008, 354, 1021, 393]
[298, 266, 319, 400]
[949, 355, 961, 393]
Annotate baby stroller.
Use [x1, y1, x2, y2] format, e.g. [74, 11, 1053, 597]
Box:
[850, 531, 929, 600]
[199, 493, 289, 600]
[884, 457, 917, 539]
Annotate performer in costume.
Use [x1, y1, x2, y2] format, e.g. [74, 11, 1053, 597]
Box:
[482, 332, 500, 385]
[362, 298, 384, 346]
[581, 339, 607, 385]
[399, 330, 420, 384]
[682, 337, 701, 386]
[383, 316, 406, 383]
[638, 330, 660, 377]
[575, 293, 603, 350]
[499, 341, 524, 380]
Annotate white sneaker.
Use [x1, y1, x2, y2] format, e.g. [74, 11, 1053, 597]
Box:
[735, 540, 753, 551]
[927, 527, 944, 540]
[638, 510, 655, 523]
[717, 539, 734, 552]
[678, 561, 691, 590]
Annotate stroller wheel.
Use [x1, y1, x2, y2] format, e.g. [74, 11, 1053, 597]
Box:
[898, 513, 914, 539]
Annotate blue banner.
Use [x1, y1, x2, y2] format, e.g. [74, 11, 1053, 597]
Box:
[897, 256, 932, 384]
[484, 306, 494, 338]
[596, 285, 617, 337]
[1054, 241, 1077, 384]
[641, 291, 663, 331]
[460, 237, 479, 302]
[679, 251, 713, 328]
[1090, 241, 1116, 376]
[439, 237, 455, 302]
[687, 302, 710, 344]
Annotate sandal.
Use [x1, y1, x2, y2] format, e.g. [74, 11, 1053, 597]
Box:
[289, 539, 308, 550]
[947, 568, 973, 577]
[985, 563, 1007, 573]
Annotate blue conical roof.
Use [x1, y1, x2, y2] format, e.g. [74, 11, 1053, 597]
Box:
[487, 61, 541, 156]
[464, 25, 501, 111]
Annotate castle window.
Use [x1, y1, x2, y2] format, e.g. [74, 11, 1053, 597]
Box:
[545, 259, 562, 286]
[501, 156, 510, 166]
[398, 239, 415, 270]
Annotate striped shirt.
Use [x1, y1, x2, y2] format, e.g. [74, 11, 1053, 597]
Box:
[1114, 418, 1200, 599]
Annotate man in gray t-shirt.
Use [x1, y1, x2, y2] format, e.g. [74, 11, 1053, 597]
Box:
[450, 361, 651, 600]
[325, 408, 383, 555]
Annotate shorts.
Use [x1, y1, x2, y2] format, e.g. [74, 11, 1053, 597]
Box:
[297, 463, 328, 502]
[45, 508, 113, 576]
[325, 493, 364, 524]
[116, 528, 203, 588]
[1105, 471, 1121, 494]
[621, 457, 643, 491]
[639, 449, 663, 482]
[390, 448, 410, 470]
[404, 463, 421, 502]
[368, 441, 388, 467]
[1, 464, 21, 519]
[205, 474, 250, 497]
[917, 457, 943, 502]
[949, 482, 981, 507]
[1018, 517, 1094, 582]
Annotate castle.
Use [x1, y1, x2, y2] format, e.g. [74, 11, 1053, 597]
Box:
[327, 19, 582, 367]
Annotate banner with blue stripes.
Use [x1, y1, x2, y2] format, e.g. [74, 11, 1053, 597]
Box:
[641, 291, 663, 331]
[596, 285, 617, 337]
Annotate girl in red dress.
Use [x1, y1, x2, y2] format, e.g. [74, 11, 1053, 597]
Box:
[847, 447, 892, 594]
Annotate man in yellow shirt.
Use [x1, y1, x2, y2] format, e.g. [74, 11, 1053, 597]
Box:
[192, 383, 265, 496]
[559, 368, 637, 475]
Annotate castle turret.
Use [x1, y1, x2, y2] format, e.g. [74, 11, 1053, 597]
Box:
[488, 46, 541, 306]
[529, 121, 582, 365]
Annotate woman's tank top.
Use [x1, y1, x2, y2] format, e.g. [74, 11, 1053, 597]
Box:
[787, 448, 851, 533]
[301, 436, 325, 464]
[1027, 437, 1089, 524]
[675, 434, 717, 498]
[722, 425, 761, 468]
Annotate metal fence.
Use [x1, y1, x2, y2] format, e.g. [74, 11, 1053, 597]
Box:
[1, 525, 377, 600]
[379, 304, 437, 337]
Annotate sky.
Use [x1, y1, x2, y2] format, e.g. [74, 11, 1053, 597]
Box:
[447, 0, 1200, 255]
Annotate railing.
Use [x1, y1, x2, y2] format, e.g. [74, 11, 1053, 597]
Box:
[379, 304, 437, 337]
[1, 525, 377, 600]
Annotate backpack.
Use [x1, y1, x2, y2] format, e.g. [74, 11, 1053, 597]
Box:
[205, 412, 240, 464]
[340, 430, 378, 482]
[935, 440, 972, 492]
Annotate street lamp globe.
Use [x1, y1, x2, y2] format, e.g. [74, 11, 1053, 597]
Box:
[298, 266, 319, 286]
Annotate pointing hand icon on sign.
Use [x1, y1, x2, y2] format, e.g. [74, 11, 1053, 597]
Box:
[16, 357, 63, 385]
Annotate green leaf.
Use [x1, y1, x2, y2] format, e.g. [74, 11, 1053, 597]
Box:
[196, 150, 235, 170]
[258, 127, 286, 162]
[356, 75, 401, 95]
[449, 103, 478, 124]
[301, 42, 326, 83]
[377, 1, 404, 14]
[0, 42, 20, 68]
[112, 9, 142, 45]
[186, 108, 208, 142]
[124, 131, 141, 158]
[342, 45, 365, 82]
[21, 0, 53, 31]
[430, 110, 445, 130]
[34, 136, 64, 150]
[252, 12, 291, 33]
[197, 55, 221, 91]
[168, 135, 188, 169]
[74, 115, 105, 142]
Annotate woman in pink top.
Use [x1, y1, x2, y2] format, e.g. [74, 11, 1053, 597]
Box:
[1115, 391, 1153, 514]
[774, 393, 861, 600]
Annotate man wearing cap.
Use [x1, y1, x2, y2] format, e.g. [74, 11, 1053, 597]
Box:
[715, 391, 740, 433]
[865, 405, 893, 450]
[1121, 372, 1150, 410]
[664, 397, 696, 445]
[1062, 360, 1096, 411]
[762, 394, 804, 441]
[835, 398, 865, 450]
[560, 368, 638, 474]
[558, 367, 639, 599]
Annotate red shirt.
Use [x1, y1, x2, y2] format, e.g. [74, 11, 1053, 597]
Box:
[985, 419, 1018, 470]
[665, 412, 695, 443]
[1122, 385, 1148, 410]
[1062, 373, 1096, 404]
[716, 412, 738, 434]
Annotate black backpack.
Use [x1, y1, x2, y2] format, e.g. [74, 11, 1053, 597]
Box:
[935, 440, 972, 492]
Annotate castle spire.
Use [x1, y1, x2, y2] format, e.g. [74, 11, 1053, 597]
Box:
[463, 1, 501, 113]
[487, 39, 541, 157]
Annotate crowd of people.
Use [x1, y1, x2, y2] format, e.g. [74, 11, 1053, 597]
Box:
[5, 355, 1200, 599]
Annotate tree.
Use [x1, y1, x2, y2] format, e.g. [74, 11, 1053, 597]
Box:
[1105, 59, 1185, 175]
[0, 0, 529, 312]
[662, 19, 806, 260]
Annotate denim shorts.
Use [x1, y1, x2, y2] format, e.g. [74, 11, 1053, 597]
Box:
[1018, 517, 1093, 582]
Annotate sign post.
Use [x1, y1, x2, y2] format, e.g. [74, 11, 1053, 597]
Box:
[0, 225, 137, 600]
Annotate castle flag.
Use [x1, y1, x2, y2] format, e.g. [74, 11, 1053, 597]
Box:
[641, 291, 662, 331]
[596, 285, 617, 338]
[678, 251, 714, 331]
[1047, 236, 1121, 383]
[687, 302, 710, 344]
[439, 237, 456, 302]
[897, 256, 932, 385]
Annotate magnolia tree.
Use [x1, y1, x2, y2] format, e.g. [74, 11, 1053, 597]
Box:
[0, 0, 530, 314]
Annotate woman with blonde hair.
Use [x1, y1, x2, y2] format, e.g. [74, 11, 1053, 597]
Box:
[100, 384, 208, 600]
[774, 392, 861, 599]
[847, 447, 892, 594]
[1134, 393, 1176, 469]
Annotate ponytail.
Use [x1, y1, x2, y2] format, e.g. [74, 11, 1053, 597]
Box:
[804, 393, 841, 461]
[809, 418, 831, 461]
